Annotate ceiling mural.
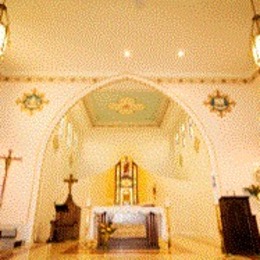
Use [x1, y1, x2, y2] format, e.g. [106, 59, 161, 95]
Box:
[83, 81, 169, 127]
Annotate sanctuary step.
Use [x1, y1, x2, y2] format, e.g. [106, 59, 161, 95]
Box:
[108, 237, 150, 250]
[113, 224, 146, 238]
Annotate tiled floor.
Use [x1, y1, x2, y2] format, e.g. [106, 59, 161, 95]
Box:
[0, 236, 257, 260]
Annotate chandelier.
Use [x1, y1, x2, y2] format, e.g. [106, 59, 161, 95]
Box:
[250, 0, 260, 67]
[0, 1, 9, 58]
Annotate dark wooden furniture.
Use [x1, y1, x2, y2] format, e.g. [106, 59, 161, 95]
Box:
[146, 212, 159, 249]
[219, 196, 260, 255]
[47, 194, 81, 242]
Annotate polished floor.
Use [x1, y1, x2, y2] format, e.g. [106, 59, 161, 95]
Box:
[0, 236, 257, 260]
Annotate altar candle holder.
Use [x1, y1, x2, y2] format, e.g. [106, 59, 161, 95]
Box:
[164, 198, 172, 253]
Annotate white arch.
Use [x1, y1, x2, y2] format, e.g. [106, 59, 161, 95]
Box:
[29, 74, 220, 242]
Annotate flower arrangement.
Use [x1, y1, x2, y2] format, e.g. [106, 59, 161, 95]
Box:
[99, 221, 116, 235]
[244, 184, 260, 198]
[98, 220, 116, 249]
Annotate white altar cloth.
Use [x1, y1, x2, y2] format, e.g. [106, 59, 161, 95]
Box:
[89, 205, 168, 241]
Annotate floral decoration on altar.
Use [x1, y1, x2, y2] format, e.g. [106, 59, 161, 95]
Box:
[98, 220, 116, 249]
[108, 97, 145, 115]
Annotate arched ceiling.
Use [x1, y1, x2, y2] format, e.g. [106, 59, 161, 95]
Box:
[0, 0, 258, 78]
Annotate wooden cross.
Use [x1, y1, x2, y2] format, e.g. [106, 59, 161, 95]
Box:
[64, 174, 78, 195]
[0, 149, 22, 204]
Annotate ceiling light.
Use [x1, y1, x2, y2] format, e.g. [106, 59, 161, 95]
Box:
[124, 50, 131, 58]
[250, 0, 260, 67]
[177, 50, 185, 58]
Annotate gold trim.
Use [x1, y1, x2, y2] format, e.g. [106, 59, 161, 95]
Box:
[0, 75, 106, 84]
[0, 69, 260, 84]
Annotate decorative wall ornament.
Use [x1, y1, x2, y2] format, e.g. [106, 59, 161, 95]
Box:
[178, 154, 183, 168]
[108, 97, 145, 115]
[175, 133, 179, 145]
[194, 137, 201, 153]
[188, 118, 194, 139]
[69, 153, 74, 168]
[16, 88, 49, 115]
[204, 90, 236, 118]
[59, 117, 66, 138]
[52, 133, 59, 151]
[182, 137, 186, 148]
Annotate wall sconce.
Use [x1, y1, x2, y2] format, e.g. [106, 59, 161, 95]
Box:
[250, 0, 260, 67]
[0, 1, 9, 58]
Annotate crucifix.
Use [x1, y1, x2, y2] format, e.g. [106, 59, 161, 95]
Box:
[0, 149, 22, 204]
[64, 174, 78, 195]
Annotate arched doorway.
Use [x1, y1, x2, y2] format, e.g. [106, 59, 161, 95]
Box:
[31, 74, 220, 245]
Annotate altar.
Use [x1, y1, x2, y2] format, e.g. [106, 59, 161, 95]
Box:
[88, 205, 168, 247]
[87, 157, 169, 249]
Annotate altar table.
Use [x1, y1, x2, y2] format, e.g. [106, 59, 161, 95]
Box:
[88, 205, 168, 241]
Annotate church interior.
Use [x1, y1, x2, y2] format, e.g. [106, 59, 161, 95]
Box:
[0, 0, 260, 259]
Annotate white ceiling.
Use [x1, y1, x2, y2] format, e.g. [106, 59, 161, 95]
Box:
[0, 0, 258, 78]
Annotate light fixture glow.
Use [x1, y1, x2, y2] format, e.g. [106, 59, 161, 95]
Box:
[177, 50, 185, 58]
[124, 50, 131, 58]
[250, 0, 260, 67]
[0, 3, 9, 59]
[252, 34, 260, 66]
[0, 23, 7, 56]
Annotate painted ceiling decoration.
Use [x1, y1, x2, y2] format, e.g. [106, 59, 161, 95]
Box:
[16, 88, 49, 115]
[108, 97, 145, 115]
[204, 90, 236, 118]
[84, 80, 169, 127]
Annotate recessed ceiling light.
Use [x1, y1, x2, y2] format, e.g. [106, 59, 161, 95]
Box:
[124, 50, 131, 58]
[177, 50, 185, 58]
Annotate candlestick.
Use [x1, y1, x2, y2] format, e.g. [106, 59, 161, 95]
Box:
[86, 197, 91, 207]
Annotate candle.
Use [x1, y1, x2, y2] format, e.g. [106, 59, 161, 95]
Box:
[86, 197, 91, 207]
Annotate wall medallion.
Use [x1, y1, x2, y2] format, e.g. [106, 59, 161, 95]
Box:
[16, 88, 49, 115]
[204, 90, 235, 118]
